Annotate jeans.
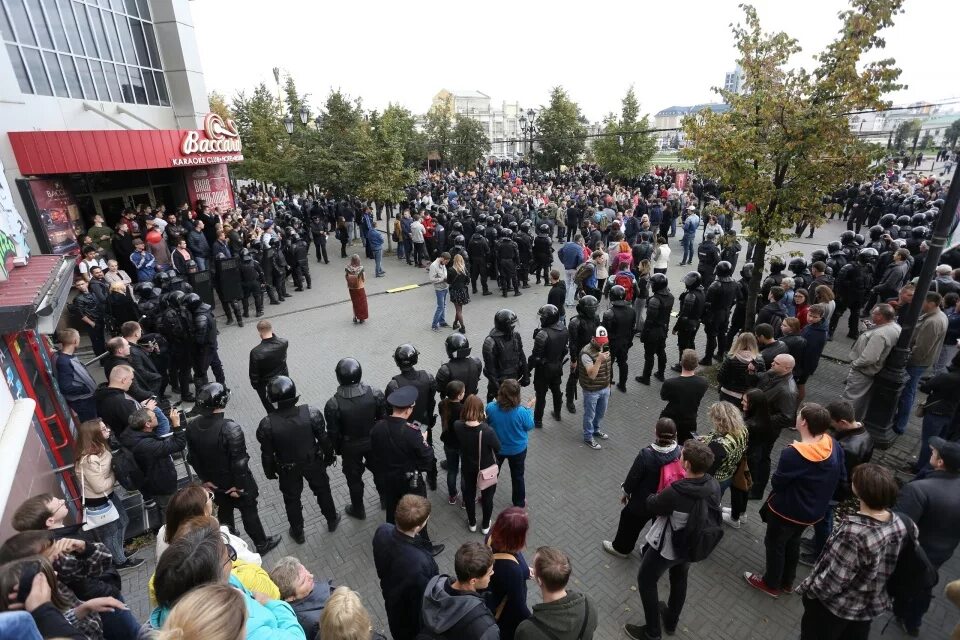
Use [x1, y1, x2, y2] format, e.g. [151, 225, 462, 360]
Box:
[812, 502, 835, 555]
[94, 492, 128, 566]
[564, 269, 577, 306]
[917, 412, 953, 472]
[0, 612, 41, 640]
[582, 386, 610, 442]
[194, 256, 207, 271]
[929, 343, 958, 378]
[101, 595, 142, 640]
[763, 511, 807, 590]
[894, 365, 927, 434]
[444, 446, 461, 499]
[637, 546, 689, 639]
[432, 289, 447, 328]
[496, 449, 527, 507]
[680, 235, 695, 263]
[373, 248, 384, 275]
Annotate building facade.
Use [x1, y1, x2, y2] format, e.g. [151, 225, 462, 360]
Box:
[723, 64, 744, 95]
[653, 103, 730, 148]
[432, 89, 539, 160]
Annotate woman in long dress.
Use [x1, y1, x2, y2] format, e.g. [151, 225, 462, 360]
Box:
[345, 254, 368, 323]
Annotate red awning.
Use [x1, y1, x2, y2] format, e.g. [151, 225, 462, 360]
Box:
[8, 129, 243, 175]
[0, 255, 71, 334]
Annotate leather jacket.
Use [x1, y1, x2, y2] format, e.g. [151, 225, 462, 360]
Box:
[248, 336, 289, 388]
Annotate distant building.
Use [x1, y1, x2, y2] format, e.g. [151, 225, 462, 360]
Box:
[431, 89, 539, 159]
[724, 64, 745, 95]
[653, 103, 730, 147]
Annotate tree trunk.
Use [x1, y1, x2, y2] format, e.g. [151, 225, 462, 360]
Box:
[744, 239, 766, 331]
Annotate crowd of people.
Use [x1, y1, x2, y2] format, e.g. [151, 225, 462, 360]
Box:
[4, 159, 960, 640]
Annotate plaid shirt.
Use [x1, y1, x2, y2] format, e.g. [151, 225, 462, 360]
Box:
[796, 512, 910, 621]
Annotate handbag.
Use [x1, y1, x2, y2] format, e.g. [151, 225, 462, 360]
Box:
[915, 401, 927, 418]
[79, 462, 120, 531]
[476, 429, 499, 491]
[731, 455, 753, 492]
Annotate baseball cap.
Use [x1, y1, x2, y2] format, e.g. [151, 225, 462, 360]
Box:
[594, 326, 609, 346]
[929, 437, 960, 471]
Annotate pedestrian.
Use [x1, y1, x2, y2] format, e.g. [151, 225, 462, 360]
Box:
[368, 224, 385, 277]
[701, 401, 749, 529]
[448, 254, 471, 333]
[248, 319, 289, 415]
[659, 349, 709, 443]
[741, 386, 772, 496]
[420, 542, 499, 640]
[579, 326, 613, 450]
[321, 586, 388, 640]
[372, 494, 440, 640]
[928, 292, 959, 378]
[602, 417, 682, 559]
[69, 278, 106, 356]
[679, 207, 700, 265]
[54, 328, 98, 421]
[798, 304, 829, 404]
[751, 354, 799, 497]
[485, 507, 532, 640]
[652, 236, 670, 274]
[336, 217, 349, 258]
[486, 379, 535, 508]
[256, 376, 341, 544]
[411, 213, 428, 266]
[438, 380, 465, 506]
[430, 252, 451, 330]
[558, 236, 585, 307]
[892, 437, 960, 636]
[892, 292, 948, 435]
[345, 254, 369, 324]
[744, 403, 843, 598]
[841, 304, 901, 420]
[454, 394, 501, 533]
[623, 439, 720, 640]
[914, 350, 960, 474]
[119, 407, 185, 522]
[546, 270, 567, 318]
[796, 464, 909, 639]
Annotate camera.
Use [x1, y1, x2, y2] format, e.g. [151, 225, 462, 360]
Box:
[404, 471, 422, 490]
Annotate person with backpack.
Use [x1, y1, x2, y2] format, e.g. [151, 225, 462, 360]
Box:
[515, 546, 599, 640]
[419, 542, 499, 640]
[623, 439, 721, 640]
[602, 418, 683, 559]
[795, 464, 909, 639]
[744, 403, 844, 598]
[891, 437, 960, 637]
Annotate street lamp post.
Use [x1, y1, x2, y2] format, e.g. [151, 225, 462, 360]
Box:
[526, 109, 536, 161]
[519, 115, 527, 163]
[862, 160, 960, 447]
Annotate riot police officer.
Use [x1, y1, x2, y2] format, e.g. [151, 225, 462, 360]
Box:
[701, 261, 738, 364]
[468, 227, 492, 295]
[482, 309, 529, 402]
[726, 263, 754, 355]
[832, 247, 877, 339]
[370, 386, 440, 549]
[270, 237, 290, 299]
[532, 223, 554, 285]
[257, 376, 340, 543]
[187, 383, 281, 554]
[497, 228, 521, 296]
[636, 273, 675, 385]
[435, 333, 483, 400]
[826, 241, 848, 277]
[484, 220, 500, 284]
[760, 258, 786, 307]
[671, 272, 706, 372]
[528, 304, 569, 427]
[184, 292, 225, 389]
[289, 232, 312, 291]
[157, 290, 193, 400]
[239, 249, 265, 318]
[325, 358, 387, 519]
[696, 233, 721, 288]
[213, 253, 244, 327]
[788, 257, 812, 291]
[516, 221, 533, 288]
[602, 285, 636, 392]
[385, 344, 438, 491]
[565, 295, 600, 413]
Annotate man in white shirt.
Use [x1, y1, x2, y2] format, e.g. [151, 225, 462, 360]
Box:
[411, 213, 427, 267]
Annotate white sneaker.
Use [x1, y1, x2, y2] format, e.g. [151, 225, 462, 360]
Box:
[722, 512, 741, 529]
[468, 523, 477, 533]
[481, 525, 491, 535]
[722, 506, 732, 514]
[602, 540, 629, 558]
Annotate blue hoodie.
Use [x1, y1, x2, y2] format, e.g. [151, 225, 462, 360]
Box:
[150, 576, 306, 640]
[558, 242, 584, 271]
[486, 402, 535, 456]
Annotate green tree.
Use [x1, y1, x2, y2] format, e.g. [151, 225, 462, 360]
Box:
[424, 101, 454, 168]
[894, 118, 922, 151]
[358, 109, 417, 207]
[536, 87, 587, 170]
[379, 103, 426, 169]
[682, 0, 903, 329]
[945, 118, 960, 147]
[450, 115, 490, 170]
[230, 83, 294, 186]
[593, 87, 657, 180]
[208, 91, 232, 120]
[314, 90, 367, 197]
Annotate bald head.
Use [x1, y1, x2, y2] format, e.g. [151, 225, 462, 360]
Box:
[108, 364, 134, 390]
[771, 354, 795, 376]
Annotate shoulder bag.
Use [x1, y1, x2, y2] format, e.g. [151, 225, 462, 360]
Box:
[79, 460, 120, 531]
[477, 428, 500, 491]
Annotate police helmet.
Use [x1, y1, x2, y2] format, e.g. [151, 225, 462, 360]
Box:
[393, 343, 420, 368]
[266, 376, 299, 406]
[445, 333, 471, 359]
[650, 273, 669, 292]
[609, 285, 627, 302]
[714, 261, 733, 278]
[196, 382, 230, 412]
[683, 271, 702, 289]
[494, 309, 518, 333]
[183, 293, 203, 312]
[335, 358, 363, 385]
[576, 295, 599, 319]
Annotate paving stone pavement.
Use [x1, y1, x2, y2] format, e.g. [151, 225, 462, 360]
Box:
[118, 217, 958, 639]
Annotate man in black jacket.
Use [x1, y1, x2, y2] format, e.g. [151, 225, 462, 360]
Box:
[69, 279, 106, 356]
[671, 272, 706, 372]
[249, 320, 289, 414]
[482, 309, 529, 402]
[93, 364, 155, 436]
[119, 407, 185, 518]
[637, 274, 675, 385]
[756, 286, 786, 336]
[101, 336, 160, 401]
[603, 285, 637, 392]
[564, 297, 599, 411]
[186, 382, 281, 554]
[372, 494, 440, 640]
[546, 270, 567, 318]
[756, 323, 789, 368]
[385, 345, 438, 491]
[529, 304, 569, 428]
[751, 355, 798, 498]
[257, 376, 340, 543]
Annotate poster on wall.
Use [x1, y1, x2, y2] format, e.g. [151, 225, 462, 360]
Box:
[16, 179, 80, 256]
[184, 164, 236, 212]
[0, 158, 31, 281]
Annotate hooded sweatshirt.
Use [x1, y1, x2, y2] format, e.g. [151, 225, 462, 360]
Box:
[644, 475, 722, 561]
[767, 435, 845, 525]
[515, 592, 598, 640]
[420, 575, 499, 640]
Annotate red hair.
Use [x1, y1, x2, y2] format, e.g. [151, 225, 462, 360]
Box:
[488, 507, 528, 553]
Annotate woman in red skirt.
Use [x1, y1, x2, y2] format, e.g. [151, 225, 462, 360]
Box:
[345, 254, 368, 323]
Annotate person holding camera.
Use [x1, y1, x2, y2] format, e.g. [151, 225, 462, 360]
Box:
[370, 386, 441, 551]
[118, 406, 185, 520]
[580, 326, 613, 450]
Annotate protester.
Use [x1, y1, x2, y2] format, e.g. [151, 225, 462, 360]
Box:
[659, 349, 709, 443]
[320, 586, 387, 640]
[702, 402, 749, 529]
[716, 332, 765, 406]
[486, 380, 535, 508]
[454, 395, 502, 534]
[516, 546, 598, 640]
[345, 255, 369, 324]
[485, 507, 532, 640]
[420, 542, 499, 640]
[268, 557, 333, 639]
[841, 304, 901, 419]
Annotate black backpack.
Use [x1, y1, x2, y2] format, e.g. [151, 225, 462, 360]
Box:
[671, 492, 725, 563]
[415, 603, 491, 640]
[886, 515, 939, 600]
[111, 445, 146, 491]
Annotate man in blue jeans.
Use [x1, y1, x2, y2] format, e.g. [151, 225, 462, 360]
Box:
[579, 326, 612, 450]
[429, 252, 450, 330]
[679, 208, 700, 265]
[893, 292, 948, 434]
[368, 227, 386, 277]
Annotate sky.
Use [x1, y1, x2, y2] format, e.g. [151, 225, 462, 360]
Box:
[191, 0, 960, 122]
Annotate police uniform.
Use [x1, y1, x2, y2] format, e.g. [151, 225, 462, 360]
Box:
[435, 334, 483, 399]
[565, 299, 600, 412]
[701, 267, 738, 362]
[602, 292, 637, 390]
[385, 366, 438, 490]
[528, 306, 569, 426]
[673, 275, 706, 369]
[482, 311, 529, 402]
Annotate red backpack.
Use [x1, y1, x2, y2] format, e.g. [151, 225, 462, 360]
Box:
[613, 272, 635, 302]
[657, 458, 686, 493]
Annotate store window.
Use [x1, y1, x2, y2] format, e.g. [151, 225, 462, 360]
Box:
[1, 0, 169, 105]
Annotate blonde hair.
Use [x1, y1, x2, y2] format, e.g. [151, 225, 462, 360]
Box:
[157, 584, 246, 640]
[109, 281, 127, 294]
[708, 401, 747, 438]
[452, 254, 466, 274]
[58, 328, 80, 344]
[320, 587, 373, 640]
[729, 332, 759, 356]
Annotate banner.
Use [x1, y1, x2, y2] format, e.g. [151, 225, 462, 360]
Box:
[26, 179, 80, 256]
[184, 164, 235, 212]
[0, 156, 30, 281]
[675, 171, 689, 190]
